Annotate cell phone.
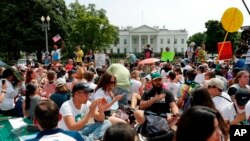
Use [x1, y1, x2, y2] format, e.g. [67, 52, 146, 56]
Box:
[2, 80, 5, 85]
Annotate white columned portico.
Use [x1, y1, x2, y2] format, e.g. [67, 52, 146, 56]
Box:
[139, 35, 141, 52]
[147, 35, 150, 44]
[129, 35, 132, 53]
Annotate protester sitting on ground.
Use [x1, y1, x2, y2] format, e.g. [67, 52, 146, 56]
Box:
[58, 83, 112, 140]
[103, 123, 136, 141]
[43, 70, 57, 98]
[221, 65, 233, 81]
[173, 65, 184, 84]
[206, 78, 232, 115]
[228, 70, 250, 102]
[134, 72, 179, 128]
[175, 106, 223, 141]
[190, 87, 228, 140]
[50, 78, 70, 108]
[107, 63, 130, 106]
[221, 89, 250, 127]
[72, 67, 87, 86]
[177, 69, 199, 110]
[166, 71, 180, 102]
[194, 65, 206, 84]
[27, 100, 84, 141]
[129, 70, 143, 109]
[228, 67, 242, 87]
[83, 71, 97, 102]
[25, 68, 38, 85]
[143, 74, 152, 91]
[22, 83, 46, 119]
[94, 68, 106, 84]
[94, 72, 125, 123]
[0, 68, 23, 117]
[65, 59, 74, 71]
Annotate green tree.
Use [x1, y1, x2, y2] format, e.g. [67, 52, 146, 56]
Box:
[187, 32, 206, 47]
[0, 0, 69, 62]
[68, 2, 119, 53]
[205, 20, 239, 54]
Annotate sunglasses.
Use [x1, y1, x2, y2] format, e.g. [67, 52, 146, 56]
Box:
[208, 85, 217, 89]
[110, 81, 116, 84]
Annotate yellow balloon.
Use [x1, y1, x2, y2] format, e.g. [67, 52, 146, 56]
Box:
[221, 7, 243, 32]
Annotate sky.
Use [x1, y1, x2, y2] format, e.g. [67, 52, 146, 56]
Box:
[65, 0, 250, 36]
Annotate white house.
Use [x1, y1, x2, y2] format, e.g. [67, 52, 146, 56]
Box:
[108, 25, 188, 54]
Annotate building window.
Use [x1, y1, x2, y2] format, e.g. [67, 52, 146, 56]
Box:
[174, 48, 177, 52]
[124, 48, 127, 54]
[117, 48, 120, 54]
[124, 39, 127, 44]
[133, 38, 137, 44]
[174, 38, 177, 44]
[160, 39, 163, 44]
[150, 38, 153, 44]
[167, 39, 170, 44]
[142, 39, 145, 44]
[160, 48, 163, 52]
[181, 39, 185, 44]
[117, 38, 120, 44]
[181, 48, 184, 53]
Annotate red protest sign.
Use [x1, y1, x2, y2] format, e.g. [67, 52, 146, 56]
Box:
[217, 41, 233, 60]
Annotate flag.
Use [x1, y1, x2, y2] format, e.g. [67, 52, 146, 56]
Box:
[52, 34, 61, 42]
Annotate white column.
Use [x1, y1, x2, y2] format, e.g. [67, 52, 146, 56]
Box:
[130, 35, 132, 53]
[147, 35, 150, 44]
[139, 35, 141, 52]
[155, 35, 158, 53]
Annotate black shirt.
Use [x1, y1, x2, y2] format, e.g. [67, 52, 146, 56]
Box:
[141, 87, 175, 114]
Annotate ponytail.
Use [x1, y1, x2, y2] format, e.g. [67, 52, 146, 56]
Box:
[25, 83, 37, 110]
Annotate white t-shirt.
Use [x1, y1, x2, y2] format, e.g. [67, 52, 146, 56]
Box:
[0, 79, 19, 110]
[212, 92, 232, 115]
[166, 81, 180, 101]
[194, 73, 205, 85]
[221, 103, 245, 123]
[86, 82, 97, 102]
[245, 101, 250, 121]
[94, 88, 118, 110]
[58, 99, 91, 130]
[129, 79, 142, 100]
[51, 48, 61, 61]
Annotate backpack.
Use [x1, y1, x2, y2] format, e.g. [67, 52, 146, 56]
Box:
[137, 111, 174, 139]
[182, 81, 200, 111]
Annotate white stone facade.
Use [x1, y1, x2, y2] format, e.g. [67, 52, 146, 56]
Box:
[108, 25, 188, 54]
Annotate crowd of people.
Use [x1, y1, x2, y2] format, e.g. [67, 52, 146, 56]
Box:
[0, 42, 250, 141]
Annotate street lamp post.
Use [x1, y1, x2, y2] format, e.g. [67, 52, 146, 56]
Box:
[41, 15, 50, 55]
